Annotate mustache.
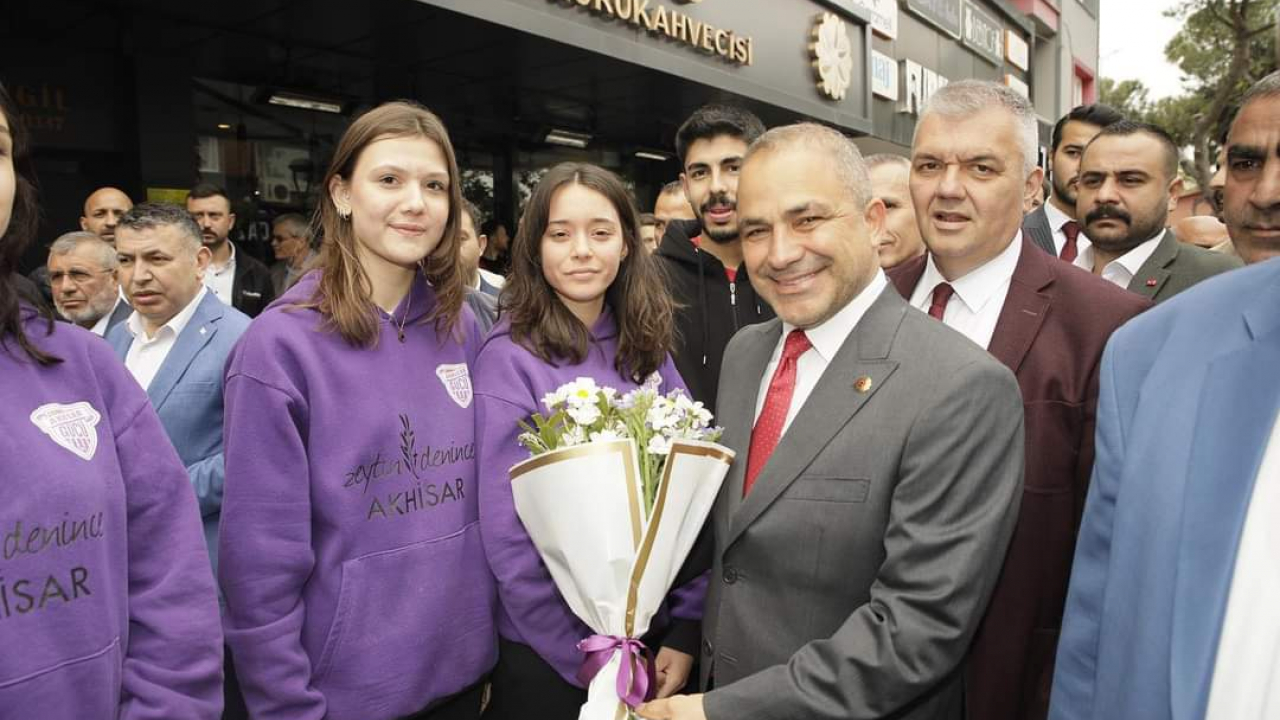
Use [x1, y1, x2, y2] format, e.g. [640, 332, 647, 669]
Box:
[700, 191, 736, 215]
[1085, 205, 1131, 225]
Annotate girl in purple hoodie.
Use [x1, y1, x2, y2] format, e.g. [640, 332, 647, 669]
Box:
[218, 102, 495, 720]
[474, 163, 707, 718]
[0, 84, 223, 719]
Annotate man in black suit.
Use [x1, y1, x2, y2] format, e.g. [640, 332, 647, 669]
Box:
[1075, 120, 1241, 303]
[187, 183, 274, 317]
[1023, 104, 1124, 262]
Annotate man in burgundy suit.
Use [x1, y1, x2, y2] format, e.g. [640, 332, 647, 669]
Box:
[888, 80, 1150, 720]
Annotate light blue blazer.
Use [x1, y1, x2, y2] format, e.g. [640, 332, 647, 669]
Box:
[108, 291, 251, 570]
[1051, 258, 1280, 720]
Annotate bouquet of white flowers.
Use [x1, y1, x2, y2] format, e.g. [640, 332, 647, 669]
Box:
[510, 375, 734, 720]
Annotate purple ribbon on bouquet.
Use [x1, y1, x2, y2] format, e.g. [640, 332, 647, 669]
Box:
[576, 634, 656, 708]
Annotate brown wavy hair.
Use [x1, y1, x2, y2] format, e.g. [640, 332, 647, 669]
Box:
[503, 162, 674, 381]
[0, 83, 59, 365]
[303, 100, 465, 347]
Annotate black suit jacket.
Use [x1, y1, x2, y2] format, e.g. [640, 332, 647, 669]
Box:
[231, 242, 275, 317]
[1022, 206, 1058, 256]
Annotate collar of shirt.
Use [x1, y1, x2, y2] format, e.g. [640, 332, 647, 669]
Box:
[780, 269, 889, 363]
[89, 296, 123, 337]
[1079, 231, 1165, 286]
[208, 240, 237, 277]
[1044, 200, 1074, 233]
[917, 231, 1023, 317]
[126, 285, 208, 345]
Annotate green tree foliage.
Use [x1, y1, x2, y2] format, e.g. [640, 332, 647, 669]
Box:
[1101, 0, 1277, 190]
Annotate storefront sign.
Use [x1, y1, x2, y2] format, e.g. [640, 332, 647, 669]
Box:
[0, 62, 121, 152]
[905, 0, 962, 39]
[1005, 30, 1029, 70]
[899, 59, 949, 115]
[547, 0, 754, 66]
[963, 2, 1003, 66]
[433, 0, 874, 135]
[871, 50, 898, 100]
[825, 0, 898, 38]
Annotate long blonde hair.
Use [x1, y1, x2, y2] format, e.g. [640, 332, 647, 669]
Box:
[305, 101, 465, 347]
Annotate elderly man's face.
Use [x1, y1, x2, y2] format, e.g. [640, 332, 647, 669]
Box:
[738, 144, 884, 329]
[49, 243, 120, 328]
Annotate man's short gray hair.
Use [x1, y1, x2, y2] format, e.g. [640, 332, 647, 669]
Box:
[48, 231, 118, 269]
[273, 212, 311, 239]
[1239, 71, 1280, 114]
[746, 122, 871, 207]
[865, 153, 911, 171]
[917, 80, 1040, 177]
[117, 202, 204, 253]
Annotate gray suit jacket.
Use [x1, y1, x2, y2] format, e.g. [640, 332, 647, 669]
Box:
[1127, 230, 1243, 303]
[700, 285, 1026, 720]
[1022, 205, 1058, 255]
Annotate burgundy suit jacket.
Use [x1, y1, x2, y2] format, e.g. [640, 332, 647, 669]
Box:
[888, 238, 1151, 720]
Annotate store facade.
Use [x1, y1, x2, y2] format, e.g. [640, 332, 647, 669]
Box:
[2, 0, 1070, 272]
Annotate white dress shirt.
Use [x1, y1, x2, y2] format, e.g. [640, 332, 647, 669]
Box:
[908, 233, 1023, 351]
[205, 242, 236, 305]
[124, 286, 208, 390]
[479, 268, 506, 290]
[1205, 410, 1280, 720]
[1077, 232, 1164, 289]
[89, 296, 124, 337]
[1044, 201, 1092, 271]
[753, 270, 888, 434]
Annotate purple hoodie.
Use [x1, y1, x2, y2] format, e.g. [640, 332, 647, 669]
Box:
[218, 273, 497, 720]
[474, 307, 707, 686]
[0, 308, 223, 719]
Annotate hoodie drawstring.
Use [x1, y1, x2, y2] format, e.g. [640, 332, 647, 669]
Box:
[697, 248, 710, 367]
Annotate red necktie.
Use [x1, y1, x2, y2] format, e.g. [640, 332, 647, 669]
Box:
[928, 282, 954, 320]
[744, 330, 812, 496]
[1060, 221, 1081, 263]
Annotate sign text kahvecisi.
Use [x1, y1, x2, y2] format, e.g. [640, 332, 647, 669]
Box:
[549, 0, 754, 66]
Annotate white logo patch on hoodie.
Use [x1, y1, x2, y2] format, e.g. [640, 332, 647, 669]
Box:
[31, 402, 102, 461]
[436, 364, 473, 408]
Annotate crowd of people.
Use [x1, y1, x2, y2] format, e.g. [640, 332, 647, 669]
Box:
[0, 65, 1277, 720]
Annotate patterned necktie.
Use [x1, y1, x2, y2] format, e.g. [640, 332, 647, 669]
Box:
[928, 282, 955, 321]
[1060, 221, 1081, 263]
[744, 330, 812, 496]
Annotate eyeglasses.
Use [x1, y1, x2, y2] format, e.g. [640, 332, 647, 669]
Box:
[49, 269, 113, 286]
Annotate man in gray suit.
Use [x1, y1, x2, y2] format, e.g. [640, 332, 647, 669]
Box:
[639, 124, 1025, 720]
[1076, 120, 1241, 303]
